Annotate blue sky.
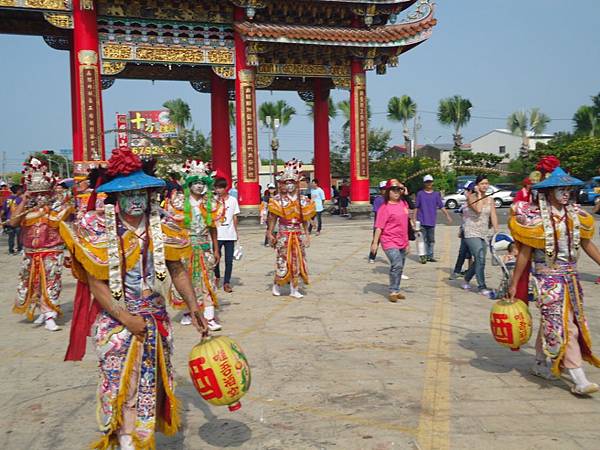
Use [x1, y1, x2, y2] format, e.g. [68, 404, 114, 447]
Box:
[1, 0, 599, 172]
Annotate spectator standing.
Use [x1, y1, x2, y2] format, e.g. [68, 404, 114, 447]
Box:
[261, 184, 276, 245]
[513, 177, 532, 203]
[339, 180, 350, 217]
[415, 174, 452, 263]
[370, 180, 411, 302]
[449, 182, 474, 279]
[308, 179, 326, 235]
[369, 180, 387, 263]
[229, 180, 238, 199]
[1, 185, 24, 255]
[462, 175, 498, 297]
[214, 177, 240, 293]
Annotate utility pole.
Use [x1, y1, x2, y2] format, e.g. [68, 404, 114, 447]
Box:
[1, 151, 5, 182]
[412, 115, 422, 158]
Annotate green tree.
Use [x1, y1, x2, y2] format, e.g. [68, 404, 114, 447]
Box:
[534, 136, 600, 180]
[337, 99, 372, 131]
[573, 105, 599, 137]
[258, 100, 296, 130]
[437, 95, 472, 149]
[368, 127, 393, 159]
[387, 95, 417, 153]
[162, 98, 192, 133]
[30, 152, 73, 178]
[507, 107, 551, 158]
[305, 97, 337, 121]
[229, 101, 236, 127]
[155, 128, 212, 176]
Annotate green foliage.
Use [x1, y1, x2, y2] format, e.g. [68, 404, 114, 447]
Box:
[337, 99, 372, 131]
[258, 100, 296, 129]
[162, 98, 192, 132]
[155, 128, 212, 177]
[437, 95, 472, 148]
[261, 158, 285, 165]
[368, 127, 393, 159]
[5, 172, 23, 185]
[370, 156, 454, 194]
[507, 108, 551, 157]
[573, 105, 599, 137]
[535, 135, 600, 180]
[305, 97, 337, 121]
[387, 95, 417, 150]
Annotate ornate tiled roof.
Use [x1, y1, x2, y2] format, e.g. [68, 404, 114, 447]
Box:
[235, 7, 435, 46]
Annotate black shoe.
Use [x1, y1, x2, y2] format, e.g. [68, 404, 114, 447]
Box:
[419, 256, 427, 264]
[427, 257, 438, 263]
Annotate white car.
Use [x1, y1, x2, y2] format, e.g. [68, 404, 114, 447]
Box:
[443, 185, 514, 210]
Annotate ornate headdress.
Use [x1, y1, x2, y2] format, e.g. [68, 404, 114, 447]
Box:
[176, 160, 217, 227]
[278, 159, 303, 183]
[96, 149, 165, 193]
[22, 157, 56, 192]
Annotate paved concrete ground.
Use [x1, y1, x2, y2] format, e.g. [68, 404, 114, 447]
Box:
[2, 215, 600, 449]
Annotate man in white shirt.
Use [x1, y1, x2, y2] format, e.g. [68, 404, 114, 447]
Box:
[214, 177, 240, 293]
[308, 179, 326, 236]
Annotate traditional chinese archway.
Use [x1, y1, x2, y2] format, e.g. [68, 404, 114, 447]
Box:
[0, 0, 437, 214]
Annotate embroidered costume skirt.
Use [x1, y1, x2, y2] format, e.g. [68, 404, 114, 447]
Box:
[274, 225, 309, 287]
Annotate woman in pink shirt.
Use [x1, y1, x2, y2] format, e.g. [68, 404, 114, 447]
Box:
[370, 179, 410, 302]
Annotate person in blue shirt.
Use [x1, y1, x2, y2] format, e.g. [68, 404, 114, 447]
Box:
[229, 180, 238, 199]
[1, 185, 24, 255]
[309, 179, 326, 235]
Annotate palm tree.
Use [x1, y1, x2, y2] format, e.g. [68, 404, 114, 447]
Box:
[258, 100, 296, 130]
[337, 98, 372, 131]
[162, 98, 192, 134]
[305, 97, 337, 121]
[229, 101, 236, 127]
[573, 105, 599, 137]
[387, 95, 417, 154]
[437, 95, 472, 149]
[507, 107, 551, 157]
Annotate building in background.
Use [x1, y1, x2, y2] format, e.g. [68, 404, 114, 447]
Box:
[469, 129, 553, 161]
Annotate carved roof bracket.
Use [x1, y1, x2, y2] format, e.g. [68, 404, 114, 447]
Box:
[44, 12, 73, 29]
[212, 66, 235, 80]
[42, 35, 71, 51]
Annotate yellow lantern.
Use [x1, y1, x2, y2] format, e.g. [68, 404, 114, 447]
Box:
[188, 336, 251, 411]
[490, 299, 532, 351]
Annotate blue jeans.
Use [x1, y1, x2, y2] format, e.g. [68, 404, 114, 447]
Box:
[464, 237, 487, 290]
[383, 248, 406, 293]
[453, 238, 472, 274]
[422, 225, 435, 258]
[214, 240, 235, 284]
[5, 225, 22, 253]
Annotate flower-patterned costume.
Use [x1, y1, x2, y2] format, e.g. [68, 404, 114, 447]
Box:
[163, 189, 224, 309]
[510, 200, 600, 375]
[13, 201, 71, 320]
[268, 193, 315, 286]
[60, 207, 191, 449]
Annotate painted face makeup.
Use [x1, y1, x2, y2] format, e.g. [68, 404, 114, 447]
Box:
[118, 189, 148, 216]
[190, 181, 206, 196]
[285, 182, 297, 193]
[553, 187, 571, 205]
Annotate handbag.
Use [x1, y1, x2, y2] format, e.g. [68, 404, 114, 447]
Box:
[408, 217, 416, 241]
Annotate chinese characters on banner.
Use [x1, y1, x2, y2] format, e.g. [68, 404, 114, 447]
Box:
[81, 66, 103, 161]
[353, 75, 369, 180]
[239, 70, 259, 183]
[116, 114, 128, 150]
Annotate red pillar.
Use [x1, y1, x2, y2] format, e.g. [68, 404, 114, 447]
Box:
[72, 0, 105, 169]
[69, 44, 81, 163]
[313, 78, 332, 200]
[349, 60, 370, 203]
[233, 7, 260, 207]
[211, 71, 232, 184]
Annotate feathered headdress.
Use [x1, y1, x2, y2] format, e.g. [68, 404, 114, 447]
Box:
[22, 157, 56, 192]
[176, 160, 217, 227]
[278, 159, 303, 182]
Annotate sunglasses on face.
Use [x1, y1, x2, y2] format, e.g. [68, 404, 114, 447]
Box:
[389, 186, 404, 192]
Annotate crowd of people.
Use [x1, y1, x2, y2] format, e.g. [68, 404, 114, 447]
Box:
[5, 150, 600, 448]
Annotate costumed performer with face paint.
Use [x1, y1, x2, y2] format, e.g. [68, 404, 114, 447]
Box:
[59, 150, 209, 449]
[163, 160, 224, 330]
[509, 156, 600, 396]
[11, 158, 72, 331]
[266, 159, 316, 298]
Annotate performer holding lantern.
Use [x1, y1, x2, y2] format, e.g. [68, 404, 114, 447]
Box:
[164, 160, 224, 330]
[509, 156, 600, 395]
[11, 158, 71, 332]
[60, 150, 209, 450]
[266, 159, 316, 298]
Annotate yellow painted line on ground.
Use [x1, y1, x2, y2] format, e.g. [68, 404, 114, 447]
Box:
[417, 227, 451, 450]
